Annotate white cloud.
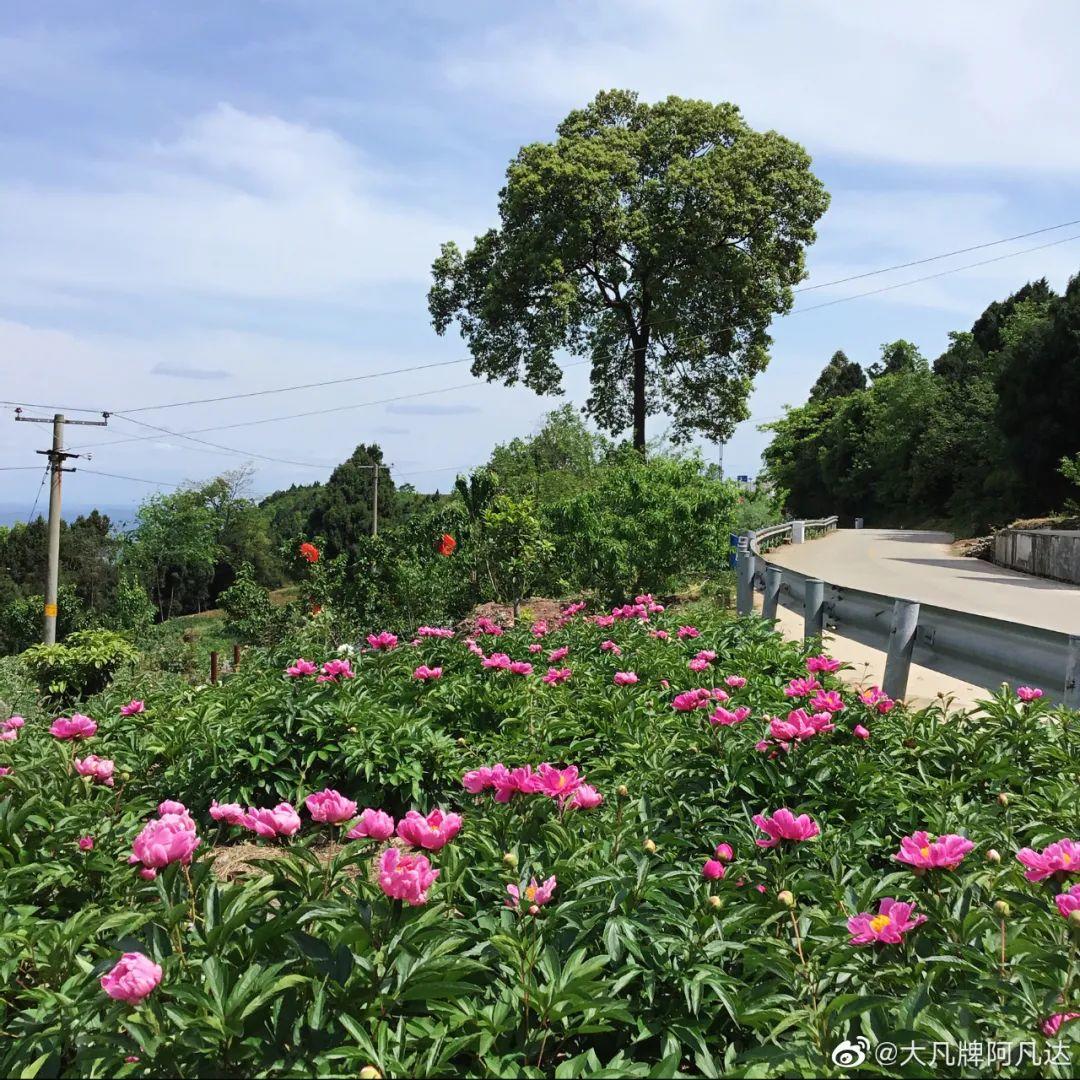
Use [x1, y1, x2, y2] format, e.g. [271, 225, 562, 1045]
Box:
[443, 0, 1080, 172]
[0, 104, 472, 309]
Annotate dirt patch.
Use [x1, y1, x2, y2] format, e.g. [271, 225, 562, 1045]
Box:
[208, 840, 364, 882]
[952, 535, 994, 560]
[462, 597, 574, 631]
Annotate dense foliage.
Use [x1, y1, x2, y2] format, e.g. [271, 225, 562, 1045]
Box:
[429, 89, 829, 449]
[762, 273, 1080, 534]
[1, 601, 1078, 1077]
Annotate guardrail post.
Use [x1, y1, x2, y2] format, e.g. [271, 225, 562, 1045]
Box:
[736, 538, 755, 616]
[883, 600, 920, 701]
[763, 565, 782, 622]
[803, 578, 824, 640]
[854, 517, 864, 529]
[791, 520, 806, 544]
[1065, 636, 1080, 710]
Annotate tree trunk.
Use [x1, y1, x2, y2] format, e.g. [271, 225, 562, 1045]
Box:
[632, 339, 647, 453]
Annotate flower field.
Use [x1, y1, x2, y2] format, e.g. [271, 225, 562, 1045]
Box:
[2, 599, 1079, 1077]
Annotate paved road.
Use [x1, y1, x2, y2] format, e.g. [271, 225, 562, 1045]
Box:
[767, 528, 1080, 633]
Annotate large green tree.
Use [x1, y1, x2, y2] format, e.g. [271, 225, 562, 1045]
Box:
[808, 349, 866, 403]
[428, 89, 829, 450]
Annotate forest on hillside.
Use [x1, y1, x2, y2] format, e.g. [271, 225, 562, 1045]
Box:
[762, 271, 1080, 534]
[0, 409, 779, 655]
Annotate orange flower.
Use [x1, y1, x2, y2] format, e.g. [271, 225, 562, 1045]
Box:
[299, 542, 320, 564]
[438, 533, 457, 557]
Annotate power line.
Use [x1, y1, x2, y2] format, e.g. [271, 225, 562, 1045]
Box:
[787, 232, 1080, 315]
[76, 468, 181, 488]
[794, 216, 1080, 293]
[118, 356, 474, 414]
[0, 465, 48, 471]
[27, 465, 49, 521]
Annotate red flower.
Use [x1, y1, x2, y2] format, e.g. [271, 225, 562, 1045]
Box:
[438, 534, 457, 557]
[299, 542, 320, 564]
[310, 604, 323, 616]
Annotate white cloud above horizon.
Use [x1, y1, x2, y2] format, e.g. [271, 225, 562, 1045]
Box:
[1, 1, 1079, 509]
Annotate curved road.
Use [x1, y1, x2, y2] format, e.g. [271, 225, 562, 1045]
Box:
[767, 528, 1080, 634]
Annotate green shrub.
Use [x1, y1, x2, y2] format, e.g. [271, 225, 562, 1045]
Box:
[0, 583, 89, 654]
[21, 628, 137, 703]
[220, 564, 293, 646]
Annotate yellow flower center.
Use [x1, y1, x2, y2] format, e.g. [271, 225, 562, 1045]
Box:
[1064, 853, 1072, 865]
[869, 914, 892, 933]
[556, 776, 566, 788]
[920, 846, 930, 858]
[525, 885, 537, 901]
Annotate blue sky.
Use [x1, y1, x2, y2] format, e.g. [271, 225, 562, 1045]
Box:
[2, 0, 1079, 512]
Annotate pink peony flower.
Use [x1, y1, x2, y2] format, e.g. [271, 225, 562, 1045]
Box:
[594, 615, 615, 629]
[509, 661, 534, 676]
[347, 808, 395, 841]
[507, 876, 557, 911]
[702, 859, 725, 880]
[688, 657, 710, 672]
[1042, 1012, 1080, 1038]
[714, 843, 734, 862]
[209, 800, 246, 826]
[724, 675, 747, 689]
[548, 646, 569, 662]
[3, 716, 24, 729]
[0, 728, 16, 742]
[50, 714, 97, 740]
[482, 652, 512, 670]
[475, 616, 503, 636]
[600, 639, 622, 655]
[396, 808, 463, 850]
[78, 835, 94, 851]
[895, 831, 974, 872]
[1054, 883, 1080, 919]
[542, 666, 572, 685]
[530, 620, 549, 637]
[1016, 838, 1080, 882]
[493, 765, 540, 802]
[417, 626, 454, 638]
[158, 800, 192, 821]
[305, 788, 358, 824]
[710, 705, 751, 727]
[677, 626, 700, 639]
[806, 655, 841, 673]
[74, 755, 116, 786]
[785, 677, 821, 698]
[317, 658, 355, 683]
[672, 688, 714, 711]
[1017, 686, 1044, 702]
[366, 631, 398, 651]
[650, 629, 670, 640]
[810, 690, 845, 713]
[412, 665, 443, 681]
[567, 784, 603, 810]
[378, 847, 439, 905]
[753, 809, 820, 848]
[613, 671, 639, 686]
[462, 766, 496, 793]
[535, 763, 582, 800]
[847, 898, 927, 945]
[242, 803, 301, 839]
[0, 767, 11, 777]
[130, 814, 200, 870]
[528, 643, 542, 654]
[286, 658, 317, 678]
[120, 700, 145, 716]
[100, 952, 162, 1004]
[853, 724, 870, 740]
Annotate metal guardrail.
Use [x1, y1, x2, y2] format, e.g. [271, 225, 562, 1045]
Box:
[736, 519, 1080, 708]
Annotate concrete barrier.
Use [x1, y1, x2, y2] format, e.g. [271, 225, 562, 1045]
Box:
[994, 528, 1080, 585]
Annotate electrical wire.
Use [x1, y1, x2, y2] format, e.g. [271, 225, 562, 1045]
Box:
[794, 217, 1080, 293]
[27, 465, 49, 521]
[788, 232, 1080, 315]
[76, 468, 181, 488]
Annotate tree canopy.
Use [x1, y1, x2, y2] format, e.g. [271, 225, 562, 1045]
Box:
[429, 89, 829, 450]
[808, 350, 866, 403]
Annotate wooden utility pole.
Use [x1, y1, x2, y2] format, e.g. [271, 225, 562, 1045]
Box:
[14, 409, 109, 643]
[372, 464, 379, 537]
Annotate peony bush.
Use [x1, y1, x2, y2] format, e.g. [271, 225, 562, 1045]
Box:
[0, 597, 1078, 1076]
